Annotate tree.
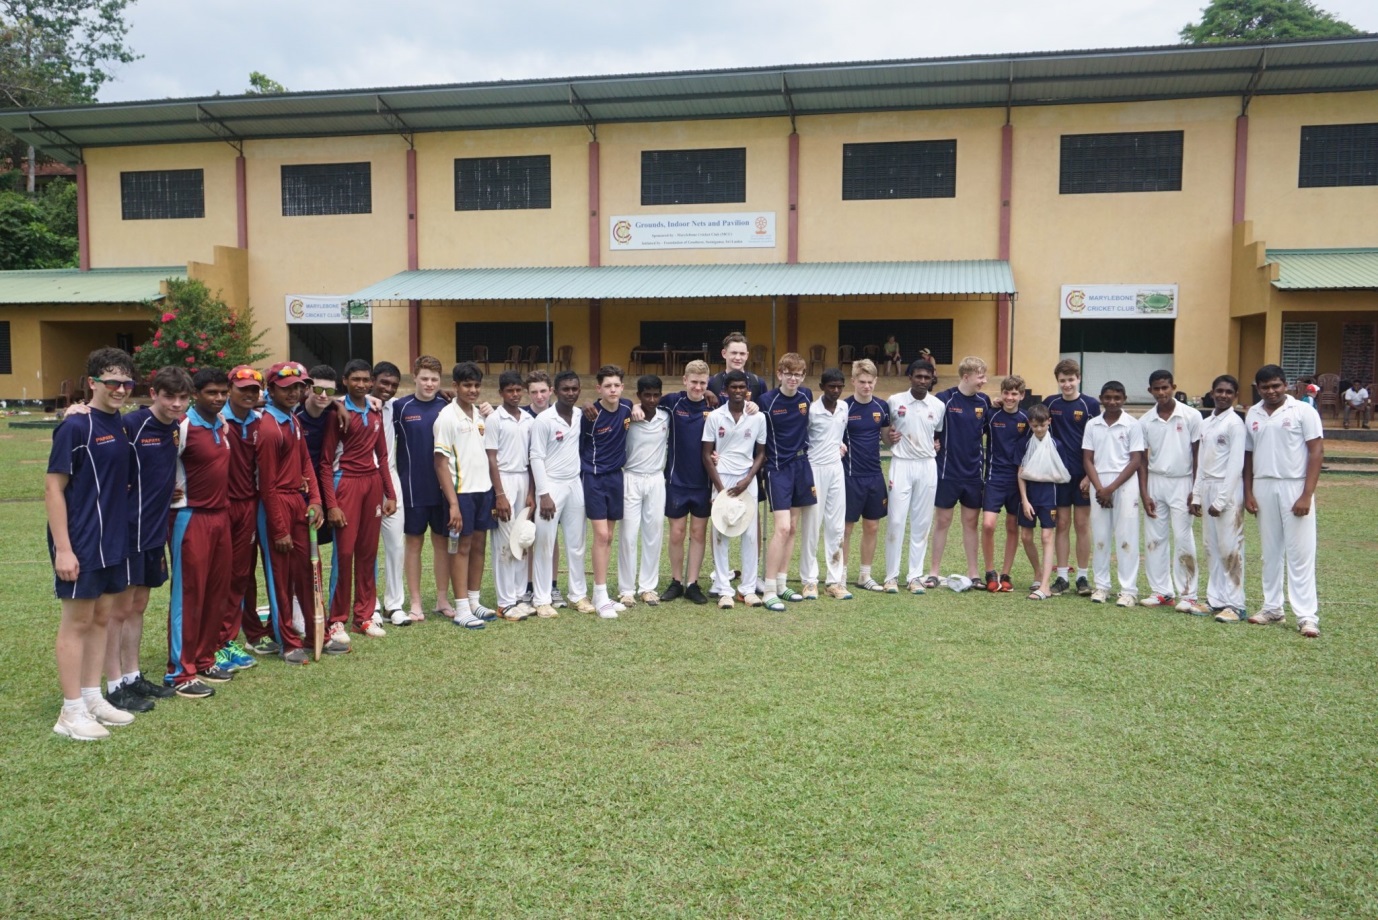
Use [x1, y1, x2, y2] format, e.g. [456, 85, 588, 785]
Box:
[245, 70, 287, 95]
[0, 177, 76, 267]
[1181, 0, 1361, 44]
[133, 279, 270, 379]
[0, 1, 140, 107]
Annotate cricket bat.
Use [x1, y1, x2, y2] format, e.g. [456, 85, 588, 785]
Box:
[308, 509, 326, 661]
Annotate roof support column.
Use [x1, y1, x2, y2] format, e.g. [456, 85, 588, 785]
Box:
[787, 132, 800, 265]
[76, 162, 89, 271]
[589, 298, 601, 372]
[235, 155, 248, 249]
[1233, 114, 1249, 224]
[588, 140, 601, 267]
[996, 122, 1013, 375]
[407, 147, 420, 364]
[786, 295, 798, 354]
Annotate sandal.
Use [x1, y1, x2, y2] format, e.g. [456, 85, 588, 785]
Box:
[763, 597, 788, 612]
[432, 608, 455, 621]
[409, 610, 426, 622]
[1027, 590, 1051, 601]
[921, 576, 941, 590]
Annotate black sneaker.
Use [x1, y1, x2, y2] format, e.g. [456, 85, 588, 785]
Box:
[130, 675, 176, 699]
[281, 648, 310, 665]
[1049, 576, 1070, 596]
[323, 638, 351, 655]
[107, 685, 155, 713]
[200, 665, 236, 683]
[174, 679, 215, 699]
[684, 583, 709, 605]
[661, 579, 685, 602]
[249, 637, 282, 655]
[1075, 576, 1092, 597]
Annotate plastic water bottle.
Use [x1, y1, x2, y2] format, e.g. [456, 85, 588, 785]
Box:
[448, 528, 460, 554]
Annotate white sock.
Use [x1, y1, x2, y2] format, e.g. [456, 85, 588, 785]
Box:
[107, 679, 122, 695]
[80, 687, 102, 707]
[1056, 567, 1069, 579]
[467, 590, 480, 606]
[593, 584, 608, 604]
[1077, 568, 1089, 581]
[124, 670, 140, 686]
[63, 698, 85, 715]
[777, 575, 789, 592]
[455, 598, 471, 616]
[859, 565, 872, 581]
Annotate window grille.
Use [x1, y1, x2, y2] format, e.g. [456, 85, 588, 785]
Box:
[455, 155, 551, 210]
[1059, 131, 1183, 194]
[1299, 123, 1378, 188]
[281, 162, 372, 216]
[1281, 322, 1318, 383]
[120, 169, 205, 220]
[843, 140, 956, 199]
[641, 148, 745, 205]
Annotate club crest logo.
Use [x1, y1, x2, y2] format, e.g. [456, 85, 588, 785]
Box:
[623, 418, 631, 430]
[1175, 422, 1183, 432]
[1017, 422, 1027, 432]
[1073, 411, 1084, 421]
[897, 405, 907, 417]
[1251, 421, 1259, 431]
[975, 407, 984, 419]
[798, 402, 807, 415]
[872, 412, 882, 423]
[555, 430, 564, 441]
[1216, 434, 1227, 447]
[718, 426, 726, 438]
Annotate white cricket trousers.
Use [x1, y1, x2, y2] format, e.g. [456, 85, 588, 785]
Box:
[532, 478, 587, 607]
[380, 466, 405, 611]
[885, 457, 937, 584]
[1144, 474, 1198, 600]
[491, 470, 530, 608]
[1197, 479, 1246, 612]
[1090, 483, 1140, 595]
[710, 478, 759, 597]
[1253, 477, 1318, 622]
[618, 471, 665, 595]
[800, 460, 845, 585]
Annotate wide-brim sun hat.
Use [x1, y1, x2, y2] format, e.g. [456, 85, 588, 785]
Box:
[509, 506, 537, 560]
[711, 490, 752, 538]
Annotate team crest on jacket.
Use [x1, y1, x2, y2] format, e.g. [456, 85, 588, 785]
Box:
[718, 426, 726, 438]
[872, 412, 882, 423]
[897, 405, 906, 417]
[1017, 422, 1027, 432]
[554, 430, 564, 441]
[974, 407, 984, 418]
[623, 418, 631, 430]
[1073, 411, 1084, 420]
[798, 402, 807, 415]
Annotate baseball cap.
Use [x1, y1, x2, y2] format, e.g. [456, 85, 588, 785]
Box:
[266, 361, 312, 386]
[228, 365, 265, 388]
[1306, 383, 1320, 395]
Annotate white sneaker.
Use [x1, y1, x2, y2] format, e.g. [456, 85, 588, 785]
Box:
[1175, 599, 1209, 615]
[329, 622, 352, 646]
[53, 707, 109, 741]
[639, 590, 660, 606]
[370, 609, 383, 626]
[596, 601, 619, 619]
[1116, 593, 1137, 608]
[85, 695, 135, 727]
[359, 621, 387, 638]
[552, 587, 567, 608]
[718, 593, 735, 609]
[1090, 588, 1109, 603]
[389, 610, 412, 627]
[617, 592, 637, 608]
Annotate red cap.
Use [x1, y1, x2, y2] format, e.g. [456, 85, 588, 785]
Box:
[228, 365, 265, 388]
[266, 362, 311, 387]
[1306, 384, 1320, 395]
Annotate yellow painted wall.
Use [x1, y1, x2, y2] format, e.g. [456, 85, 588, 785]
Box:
[598, 119, 791, 266]
[1009, 97, 1239, 399]
[85, 143, 239, 268]
[188, 246, 249, 313]
[797, 109, 1005, 263]
[1238, 315, 1266, 384]
[244, 136, 411, 363]
[1245, 91, 1378, 247]
[0, 306, 156, 399]
[416, 127, 589, 269]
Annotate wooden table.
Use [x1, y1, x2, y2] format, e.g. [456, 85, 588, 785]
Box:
[630, 347, 669, 373]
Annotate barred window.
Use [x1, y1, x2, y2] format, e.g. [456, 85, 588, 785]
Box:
[455, 155, 551, 211]
[641, 148, 745, 206]
[842, 140, 956, 200]
[1059, 131, 1183, 194]
[1299, 123, 1378, 188]
[120, 169, 204, 220]
[281, 162, 372, 216]
[0, 321, 10, 374]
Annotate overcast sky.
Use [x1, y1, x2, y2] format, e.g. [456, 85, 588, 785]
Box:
[98, 0, 1374, 102]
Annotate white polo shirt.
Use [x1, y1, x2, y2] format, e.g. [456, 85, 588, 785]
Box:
[1245, 396, 1324, 480]
[1139, 400, 1202, 477]
[625, 407, 670, 476]
[1082, 412, 1144, 477]
[1193, 408, 1246, 508]
[806, 397, 847, 467]
[433, 401, 491, 494]
[529, 405, 581, 492]
[484, 405, 533, 474]
[703, 404, 766, 479]
[887, 390, 944, 461]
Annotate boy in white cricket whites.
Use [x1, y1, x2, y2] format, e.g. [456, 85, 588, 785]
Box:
[702, 371, 768, 608]
[1081, 381, 1144, 607]
[1190, 374, 1248, 624]
[618, 375, 670, 607]
[885, 359, 944, 594]
[1138, 369, 1205, 613]
[799, 368, 850, 599]
[486, 370, 537, 621]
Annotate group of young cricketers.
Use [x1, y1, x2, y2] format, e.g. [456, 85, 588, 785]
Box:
[45, 335, 1327, 740]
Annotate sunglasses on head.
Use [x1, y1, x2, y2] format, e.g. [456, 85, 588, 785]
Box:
[231, 368, 264, 383]
[93, 377, 137, 391]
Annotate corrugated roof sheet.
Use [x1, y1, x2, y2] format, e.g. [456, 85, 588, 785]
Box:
[1266, 249, 1378, 290]
[2, 37, 1375, 164]
[0, 267, 185, 304]
[350, 261, 1016, 302]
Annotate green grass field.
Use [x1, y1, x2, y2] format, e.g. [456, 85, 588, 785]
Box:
[3, 419, 1376, 918]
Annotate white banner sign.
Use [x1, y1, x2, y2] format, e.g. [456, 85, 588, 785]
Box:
[285, 295, 372, 325]
[609, 212, 776, 250]
[1060, 284, 1178, 320]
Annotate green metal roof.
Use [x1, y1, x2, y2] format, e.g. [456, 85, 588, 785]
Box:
[0, 267, 185, 304]
[1266, 249, 1378, 290]
[2, 36, 1376, 165]
[349, 260, 1015, 303]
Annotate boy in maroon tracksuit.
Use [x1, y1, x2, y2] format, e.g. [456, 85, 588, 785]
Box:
[258, 362, 326, 662]
[165, 368, 234, 697]
[220, 365, 266, 664]
[319, 359, 397, 640]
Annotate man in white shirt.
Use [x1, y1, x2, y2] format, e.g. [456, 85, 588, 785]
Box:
[371, 362, 409, 626]
[1190, 374, 1247, 623]
[618, 375, 670, 607]
[885, 359, 944, 594]
[529, 371, 590, 619]
[485, 370, 537, 621]
[1082, 381, 1145, 607]
[1138, 370, 1204, 613]
[799, 369, 850, 600]
[1244, 364, 1324, 638]
[1343, 381, 1370, 429]
[701, 371, 767, 608]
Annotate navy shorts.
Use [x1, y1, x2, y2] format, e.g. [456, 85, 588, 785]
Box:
[1054, 477, 1092, 508]
[665, 482, 712, 520]
[54, 561, 128, 600]
[456, 490, 495, 536]
[125, 546, 169, 589]
[845, 472, 888, 522]
[765, 461, 817, 511]
[583, 470, 625, 521]
[403, 503, 450, 537]
[982, 478, 1021, 515]
[935, 478, 983, 510]
[1019, 482, 1058, 528]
